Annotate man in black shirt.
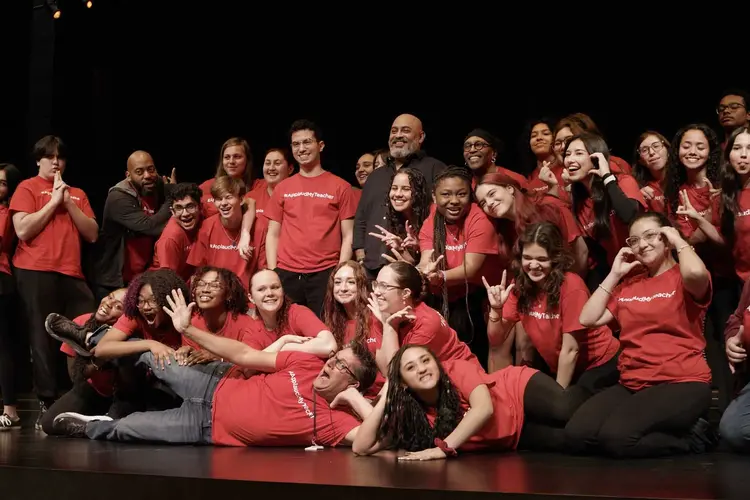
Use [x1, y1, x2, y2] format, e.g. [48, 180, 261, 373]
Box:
[353, 114, 446, 279]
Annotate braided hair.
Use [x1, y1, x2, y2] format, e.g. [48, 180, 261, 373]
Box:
[377, 344, 461, 451]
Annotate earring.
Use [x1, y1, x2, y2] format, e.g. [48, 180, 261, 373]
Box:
[491, 155, 497, 163]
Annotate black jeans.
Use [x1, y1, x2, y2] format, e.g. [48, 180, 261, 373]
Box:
[705, 275, 741, 412]
[14, 269, 95, 403]
[518, 356, 620, 451]
[446, 287, 489, 371]
[0, 292, 17, 406]
[564, 381, 711, 458]
[40, 382, 112, 435]
[275, 266, 335, 319]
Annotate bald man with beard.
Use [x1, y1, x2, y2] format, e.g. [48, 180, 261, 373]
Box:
[92, 151, 176, 301]
[353, 114, 446, 279]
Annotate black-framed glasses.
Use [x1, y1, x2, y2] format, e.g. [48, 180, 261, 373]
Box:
[625, 229, 661, 248]
[172, 203, 198, 214]
[371, 281, 402, 293]
[463, 141, 491, 152]
[195, 280, 223, 290]
[717, 103, 746, 114]
[638, 141, 665, 156]
[331, 355, 356, 379]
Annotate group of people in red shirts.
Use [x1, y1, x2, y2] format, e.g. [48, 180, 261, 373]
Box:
[1, 90, 750, 460]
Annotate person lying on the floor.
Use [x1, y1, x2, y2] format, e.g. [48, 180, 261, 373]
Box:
[574, 212, 717, 458]
[52, 288, 378, 447]
[40, 288, 127, 434]
[352, 343, 539, 460]
[720, 275, 750, 453]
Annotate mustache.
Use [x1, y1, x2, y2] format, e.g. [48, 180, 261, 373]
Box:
[390, 136, 408, 145]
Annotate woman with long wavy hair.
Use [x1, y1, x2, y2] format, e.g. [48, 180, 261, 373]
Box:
[719, 126, 750, 282]
[322, 260, 385, 395]
[484, 222, 620, 437]
[632, 131, 671, 214]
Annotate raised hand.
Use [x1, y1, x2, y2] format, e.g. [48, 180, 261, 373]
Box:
[381, 246, 415, 265]
[385, 306, 416, 329]
[539, 161, 558, 186]
[640, 186, 655, 201]
[588, 152, 611, 177]
[162, 167, 177, 184]
[658, 226, 686, 248]
[163, 288, 195, 334]
[402, 221, 419, 250]
[482, 271, 514, 310]
[367, 292, 388, 324]
[611, 247, 642, 278]
[52, 171, 69, 206]
[703, 178, 721, 199]
[369, 225, 404, 250]
[676, 189, 701, 220]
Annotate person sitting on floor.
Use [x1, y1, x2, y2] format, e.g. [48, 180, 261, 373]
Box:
[40, 288, 127, 434]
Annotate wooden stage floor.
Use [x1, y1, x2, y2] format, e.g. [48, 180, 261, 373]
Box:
[0, 427, 748, 500]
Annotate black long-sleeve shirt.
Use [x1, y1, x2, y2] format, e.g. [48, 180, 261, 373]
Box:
[353, 150, 446, 271]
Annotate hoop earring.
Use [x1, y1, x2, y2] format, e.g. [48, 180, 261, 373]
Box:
[491, 155, 497, 163]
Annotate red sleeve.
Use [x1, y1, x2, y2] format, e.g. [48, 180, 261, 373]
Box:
[444, 360, 491, 400]
[465, 207, 499, 255]
[77, 190, 96, 218]
[557, 205, 581, 243]
[501, 287, 521, 323]
[263, 183, 284, 223]
[617, 175, 647, 209]
[155, 234, 184, 271]
[405, 314, 440, 346]
[726, 278, 750, 341]
[186, 223, 209, 267]
[605, 284, 621, 319]
[113, 315, 140, 337]
[560, 274, 590, 340]
[8, 182, 35, 214]
[419, 211, 435, 251]
[338, 181, 357, 220]
[289, 304, 329, 338]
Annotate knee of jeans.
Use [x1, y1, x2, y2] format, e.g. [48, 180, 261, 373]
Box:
[720, 410, 750, 451]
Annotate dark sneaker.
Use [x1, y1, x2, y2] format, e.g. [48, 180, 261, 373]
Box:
[35, 400, 48, 431]
[45, 313, 91, 357]
[0, 414, 21, 431]
[52, 412, 112, 438]
[688, 417, 719, 453]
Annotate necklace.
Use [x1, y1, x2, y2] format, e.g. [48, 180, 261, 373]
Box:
[219, 220, 240, 246]
[446, 224, 461, 242]
[305, 390, 324, 451]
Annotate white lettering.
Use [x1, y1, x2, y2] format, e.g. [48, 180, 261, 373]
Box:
[618, 290, 676, 303]
[737, 209, 750, 218]
[366, 337, 377, 344]
[528, 310, 560, 320]
[445, 242, 468, 252]
[284, 191, 335, 200]
[40, 190, 80, 201]
[210, 243, 238, 251]
[289, 371, 314, 419]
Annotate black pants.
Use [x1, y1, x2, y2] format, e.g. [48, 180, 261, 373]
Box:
[275, 266, 335, 319]
[14, 269, 95, 403]
[518, 356, 620, 451]
[40, 382, 112, 435]
[564, 381, 711, 458]
[705, 275, 741, 412]
[446, 287, 489, 371]
[94, 284, 119, 304]
[0, 292, 17, 406]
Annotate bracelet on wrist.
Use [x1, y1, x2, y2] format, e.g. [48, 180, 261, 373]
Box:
[676, 244, 694, 254]
[598, 284, 612, 295]
[434, 437, 458, 457]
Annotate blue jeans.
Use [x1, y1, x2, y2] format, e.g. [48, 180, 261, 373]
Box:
[85, 351, 231, 444]
[720, 380, 750, 453]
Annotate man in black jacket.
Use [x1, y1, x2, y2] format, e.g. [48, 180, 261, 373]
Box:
[353, 113, 446, 279]
[92, 151, 174, 301]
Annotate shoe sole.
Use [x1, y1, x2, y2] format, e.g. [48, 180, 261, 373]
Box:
[45, 314, 92, 358]
[53, 412, 113, 424]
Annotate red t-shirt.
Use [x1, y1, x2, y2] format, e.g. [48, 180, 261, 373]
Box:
[150, 217, 197, 281]
[427, 360, 535, 451]
[60, 314, 115, 397]
[122, 195, 157, 284]
[419, 203, 502, 301]
[351, 187, 362, 208]
[112, 314, 182, 349]
[643, 179, 666, 214]
[0, 206, 13, 276]
[211, 351, 360, 446]
[244, 185, 272, 271]
[742, 305, 750, 347]
[264, 171, 357, 273]
[243, 304, 327, 350]
[182, 311, 255, 350]
[187, 214, 256, 290]
[200, 178, 265, 218]
[730, 189, 750, 282]
[471, 167, 529, 192]
[343, 314, 384, 396]
[385, 301, 483, 370]
[575, 175, 646, 266]
[610, 156, 632, 175]
[527, 161, 569, 205]
[9, 176, 95, 279]
[502, 272, 619, 375]
[606, 265, 712, 391]
[674, 183, 720, 240]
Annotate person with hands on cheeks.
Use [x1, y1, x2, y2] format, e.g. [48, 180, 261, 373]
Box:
[569, 212, 717, 458]
[367, 261, 483, 377]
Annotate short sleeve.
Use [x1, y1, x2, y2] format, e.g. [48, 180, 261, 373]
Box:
[113, 315, 140, 337]
[419, 211, 435, 252]
[76, 190, 96, 218]
[444, 360, 491, 400]
[559, 274, 590, 339]
[465, 207, 499, 255]
[617, 175, 647, 209]
[338, 181, 357, 220]
[9, 182, 36, 214]
[289, 304, 328, 338]
[186, 223, 209, 267]
[263, 182, 285, 223]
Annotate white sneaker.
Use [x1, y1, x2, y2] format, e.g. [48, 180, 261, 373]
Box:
[53, 412, 113, 424]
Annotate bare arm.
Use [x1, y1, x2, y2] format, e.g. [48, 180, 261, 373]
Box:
[441, 384, 493, 450]
[280, 329, 337, 358]
[265, 220, 281, 269]
[572, 237, 589, 276]
[579, 271, 617, 328]
[12, 203, 60, 242]
[339, 218, 354, 262]
[65, 199, 99, 243]
[240, 198, 256, 241]
[556, 333, 579, 389]
[182, 324, 278, 371]
[352, 387, 388, 455]
[94, 328, 164, 359]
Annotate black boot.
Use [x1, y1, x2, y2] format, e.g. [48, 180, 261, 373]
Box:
[688, 417, 719, 453]
[45, 313, 91, 357]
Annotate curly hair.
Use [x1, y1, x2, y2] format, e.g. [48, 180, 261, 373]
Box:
[377, 344, 462, 451]
[123, 269, 190, 319]
[631, 131, 671, 188]
[385, 167, 430, 244]
[511, 222, 574, 314]
[566, 133, 613, 240]
[720, 126, 750, 246]
[431, 165, 474, 319]
[322, 261, 371, 346]
[664, 124, 721, 215]
[190, 266, 249, 318]
[167, 182, 202, 207]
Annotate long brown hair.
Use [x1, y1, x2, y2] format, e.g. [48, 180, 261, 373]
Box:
[632, 130, 671, 188]
[321, 261, 370, 346]
[512, 222, 573, 314]
[215, 137, 254, 187]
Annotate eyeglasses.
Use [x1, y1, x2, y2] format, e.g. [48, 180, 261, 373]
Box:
[638, 141, 665, 156]
[625, 229, 661, 248]
[717, 103, 746, 114]
[371, 281, 402, 293]
[195, 280, 223, 290]
[172, 203, 198, 214]
[331, 355, 356, 379]
[463, 141, 491, 152]
[137, 297, 158, 309]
